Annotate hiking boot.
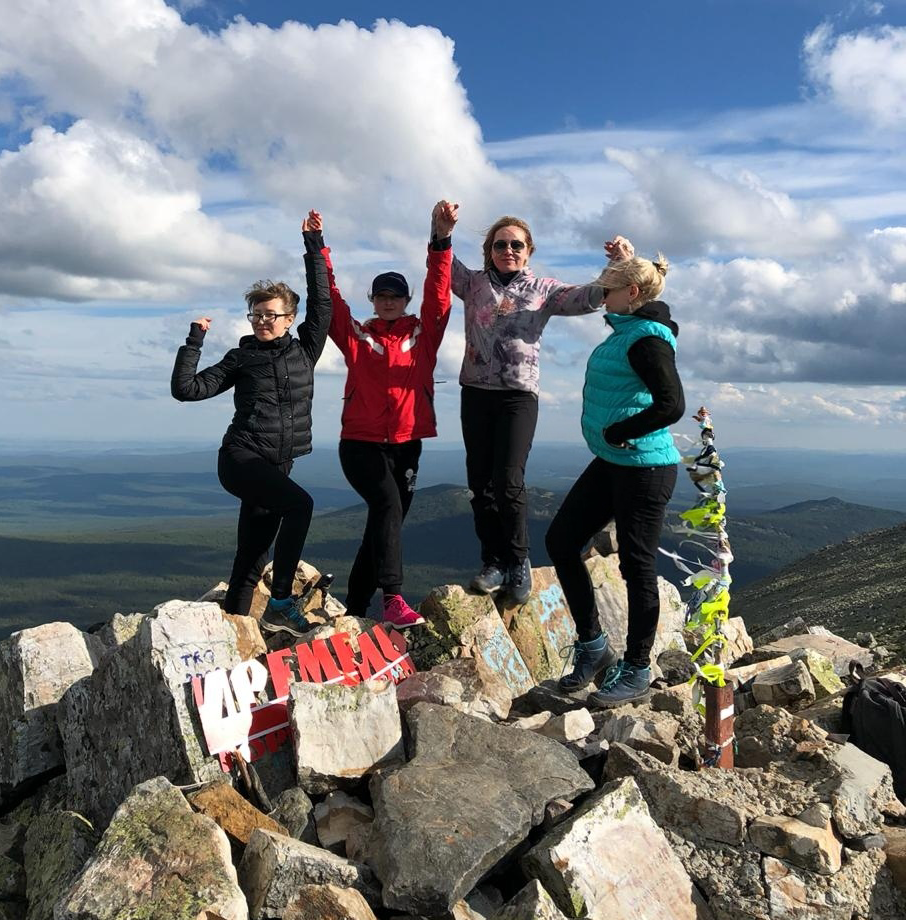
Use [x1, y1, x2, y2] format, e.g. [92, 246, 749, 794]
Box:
[558, 634, 619, 692]
[259, 596, 310, 639]
[470, 563, 506, 594]
[587, 660, 651, 708]
[508, 557, 532, 605]
[382, 594, 425, 628]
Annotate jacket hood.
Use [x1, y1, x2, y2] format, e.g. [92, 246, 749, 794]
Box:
[606, 300, 678, 337]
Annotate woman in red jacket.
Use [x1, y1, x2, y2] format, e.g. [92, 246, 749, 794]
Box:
[302, 202, 457, 627]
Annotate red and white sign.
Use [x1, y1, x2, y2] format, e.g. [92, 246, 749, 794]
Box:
[191, 624, 415, 770]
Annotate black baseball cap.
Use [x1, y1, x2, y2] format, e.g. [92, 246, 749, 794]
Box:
[370, 271, 410, 299]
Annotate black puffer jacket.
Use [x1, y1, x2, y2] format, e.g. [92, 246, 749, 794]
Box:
[171, 251, 331, 464]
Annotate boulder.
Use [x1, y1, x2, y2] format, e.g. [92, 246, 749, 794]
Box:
[789, 648, 845, 700]
[748, 814, 842, 875]
[0, 622, 104, 791]
[395, 656, 513, 722]
[95, 612, 144, 648]
[57, 776, 247, 919]
[826, 742, 899, 838]
[222, 613, 267, 661]
[734, 705, 828, 769]
[364, 703, 593, 915]
[502, 569, 577, 684]
[598, 709, 681, 766]
[23, 810, 97, 920]
[59, 601, 244, 828]
[238, 828, 379, 918]
[749, 633, 872, 677]
[522, 776, 710, 919]
[283, 884, 378, 920]
[586, 554, 685, 661]
[410, 586, 534, 696]
[535, 709, 595, 744]
[751, 617, 809, 646]
[287, 678, 403, 794]
[492, 880, 569, 920]
[686, 616, 753, 666]
[186, 779, 288, 846]
[751, 659, 816, 708]
[314, 791, 374, 853]
[725, 655, 793, 687]
[268, 787, 316, 844]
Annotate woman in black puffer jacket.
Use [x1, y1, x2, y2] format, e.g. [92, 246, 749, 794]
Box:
[171, 214, 331, 635]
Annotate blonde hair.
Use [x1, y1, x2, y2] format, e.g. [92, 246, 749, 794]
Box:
[596, 253, 669, 308]
[482, 216, 535, 271]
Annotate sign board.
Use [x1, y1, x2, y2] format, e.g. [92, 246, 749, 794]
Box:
[191, 624, 415, 770]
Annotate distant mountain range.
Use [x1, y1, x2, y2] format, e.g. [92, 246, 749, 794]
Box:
[733, 521, 906, 657]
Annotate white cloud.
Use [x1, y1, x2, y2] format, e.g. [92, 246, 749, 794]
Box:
[804, 23, 906, 128]
[0, 120, 278, 300]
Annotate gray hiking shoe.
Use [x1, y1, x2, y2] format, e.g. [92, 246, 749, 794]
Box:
[470, 563, 506, 594]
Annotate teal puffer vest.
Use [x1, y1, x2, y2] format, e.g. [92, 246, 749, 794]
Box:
[581, 314, 682, 467]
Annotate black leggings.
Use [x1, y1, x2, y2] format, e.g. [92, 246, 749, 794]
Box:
[217, 446, 314, 615]
[545, 457, 677, 666]
[339, 438, 422, 613]
[460, 386, 538, 567]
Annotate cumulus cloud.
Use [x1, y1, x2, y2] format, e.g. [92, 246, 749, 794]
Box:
[575, 148, 844, 260]
[0, 120, 278, 300]
[803, 23, 906, 128]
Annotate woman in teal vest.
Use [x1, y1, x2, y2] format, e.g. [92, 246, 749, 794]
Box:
[546, 251, 684, 707]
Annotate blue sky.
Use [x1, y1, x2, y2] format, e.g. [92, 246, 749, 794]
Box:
[1, 0, 905, 451]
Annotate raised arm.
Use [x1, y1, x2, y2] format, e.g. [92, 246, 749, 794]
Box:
[545, 235, 635, 317]
[302, 211, 356, 355]
[296, 210, 332, 364]
[421, 200, 457, 342]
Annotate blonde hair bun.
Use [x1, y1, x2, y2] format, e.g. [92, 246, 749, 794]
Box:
[651, 253, 669, 278]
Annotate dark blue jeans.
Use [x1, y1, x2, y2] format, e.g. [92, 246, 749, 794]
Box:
[545, 457, 677, 666]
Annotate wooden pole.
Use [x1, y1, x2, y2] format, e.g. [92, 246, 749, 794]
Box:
[703, 682, 735, 768]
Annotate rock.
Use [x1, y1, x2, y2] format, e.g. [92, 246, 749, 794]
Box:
[0, 622, 104, 790]
[314, 792, 374, 853]
[0, 822, 25, 862]
[411, 586, 534, 696]
[725, 655, 793, 687]
[513, 681, 592, 716]
[0, 856, 24, 899]
[23, 810, 97, 920]
[826, 742, 899, 838]
[750, 633, 873, 677]
[502, 569, 577, 684]
[686, 616, 753, 667]
[846, 832, 886, 851]
[395, 656, 513, 722]
[789, 648, 845, 700]
[796, 692, 845, 735]
[57, 776, 247, 919]
[268, 787, 317, 844]
[522, 776, 709, 919]
[797, 802, 832, 828]
[854, 631, 877, 649]
[586, 554, 686, 662]
[657, 649, 695, 685]
[748, 814, 842, 875]
[287, 678, 403, 794]
[598, 710, 680, 766]
[364, 703, 594, 915]
[510, 711, 553, 731]
[238, 828, 379, 918]
[492, 880, 569, 920]
[535, 709, 595, 743]
[95, 612, 145, 648]
[751, 659, 816, 708]
[60, 601, 244, 828]
[186, 779, 288, 846]
[590, 521, 618, 556]
[734, 705, 829, 768]
[222, 613, 267, 661]
[283, 884, 378, 920]
[885, 825, 906, 895]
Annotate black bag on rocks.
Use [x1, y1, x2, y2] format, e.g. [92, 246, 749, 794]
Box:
[841, 666, 906, 801]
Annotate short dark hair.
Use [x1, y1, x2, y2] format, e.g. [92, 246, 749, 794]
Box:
[244, 280, 300, 315]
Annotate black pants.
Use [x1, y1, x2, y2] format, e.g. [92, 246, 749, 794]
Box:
[545, 457, 677, 666]
[460, 386, 538, 568]
[217, 446, 314, 615]
[339, 438, 422, 613]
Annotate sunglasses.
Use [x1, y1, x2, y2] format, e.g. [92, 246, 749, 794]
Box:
[492, 239, 527, 253]
[247, 312, 292, 324]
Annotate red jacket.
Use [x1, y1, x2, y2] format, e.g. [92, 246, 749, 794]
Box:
[326, 245, 453, 443]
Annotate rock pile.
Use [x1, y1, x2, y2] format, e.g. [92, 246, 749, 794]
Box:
[0, 553, 903, 918]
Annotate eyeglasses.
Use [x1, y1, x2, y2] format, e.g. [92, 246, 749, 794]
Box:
[492, 239, 527, 252]
[247, 311, 292, 324]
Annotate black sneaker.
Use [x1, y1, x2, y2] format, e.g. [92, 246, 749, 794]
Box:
[559, 634, 619, 692]
[259, 597, 309, 639]
[508, 557, 532, 605]
[470, 563, 506, 594]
